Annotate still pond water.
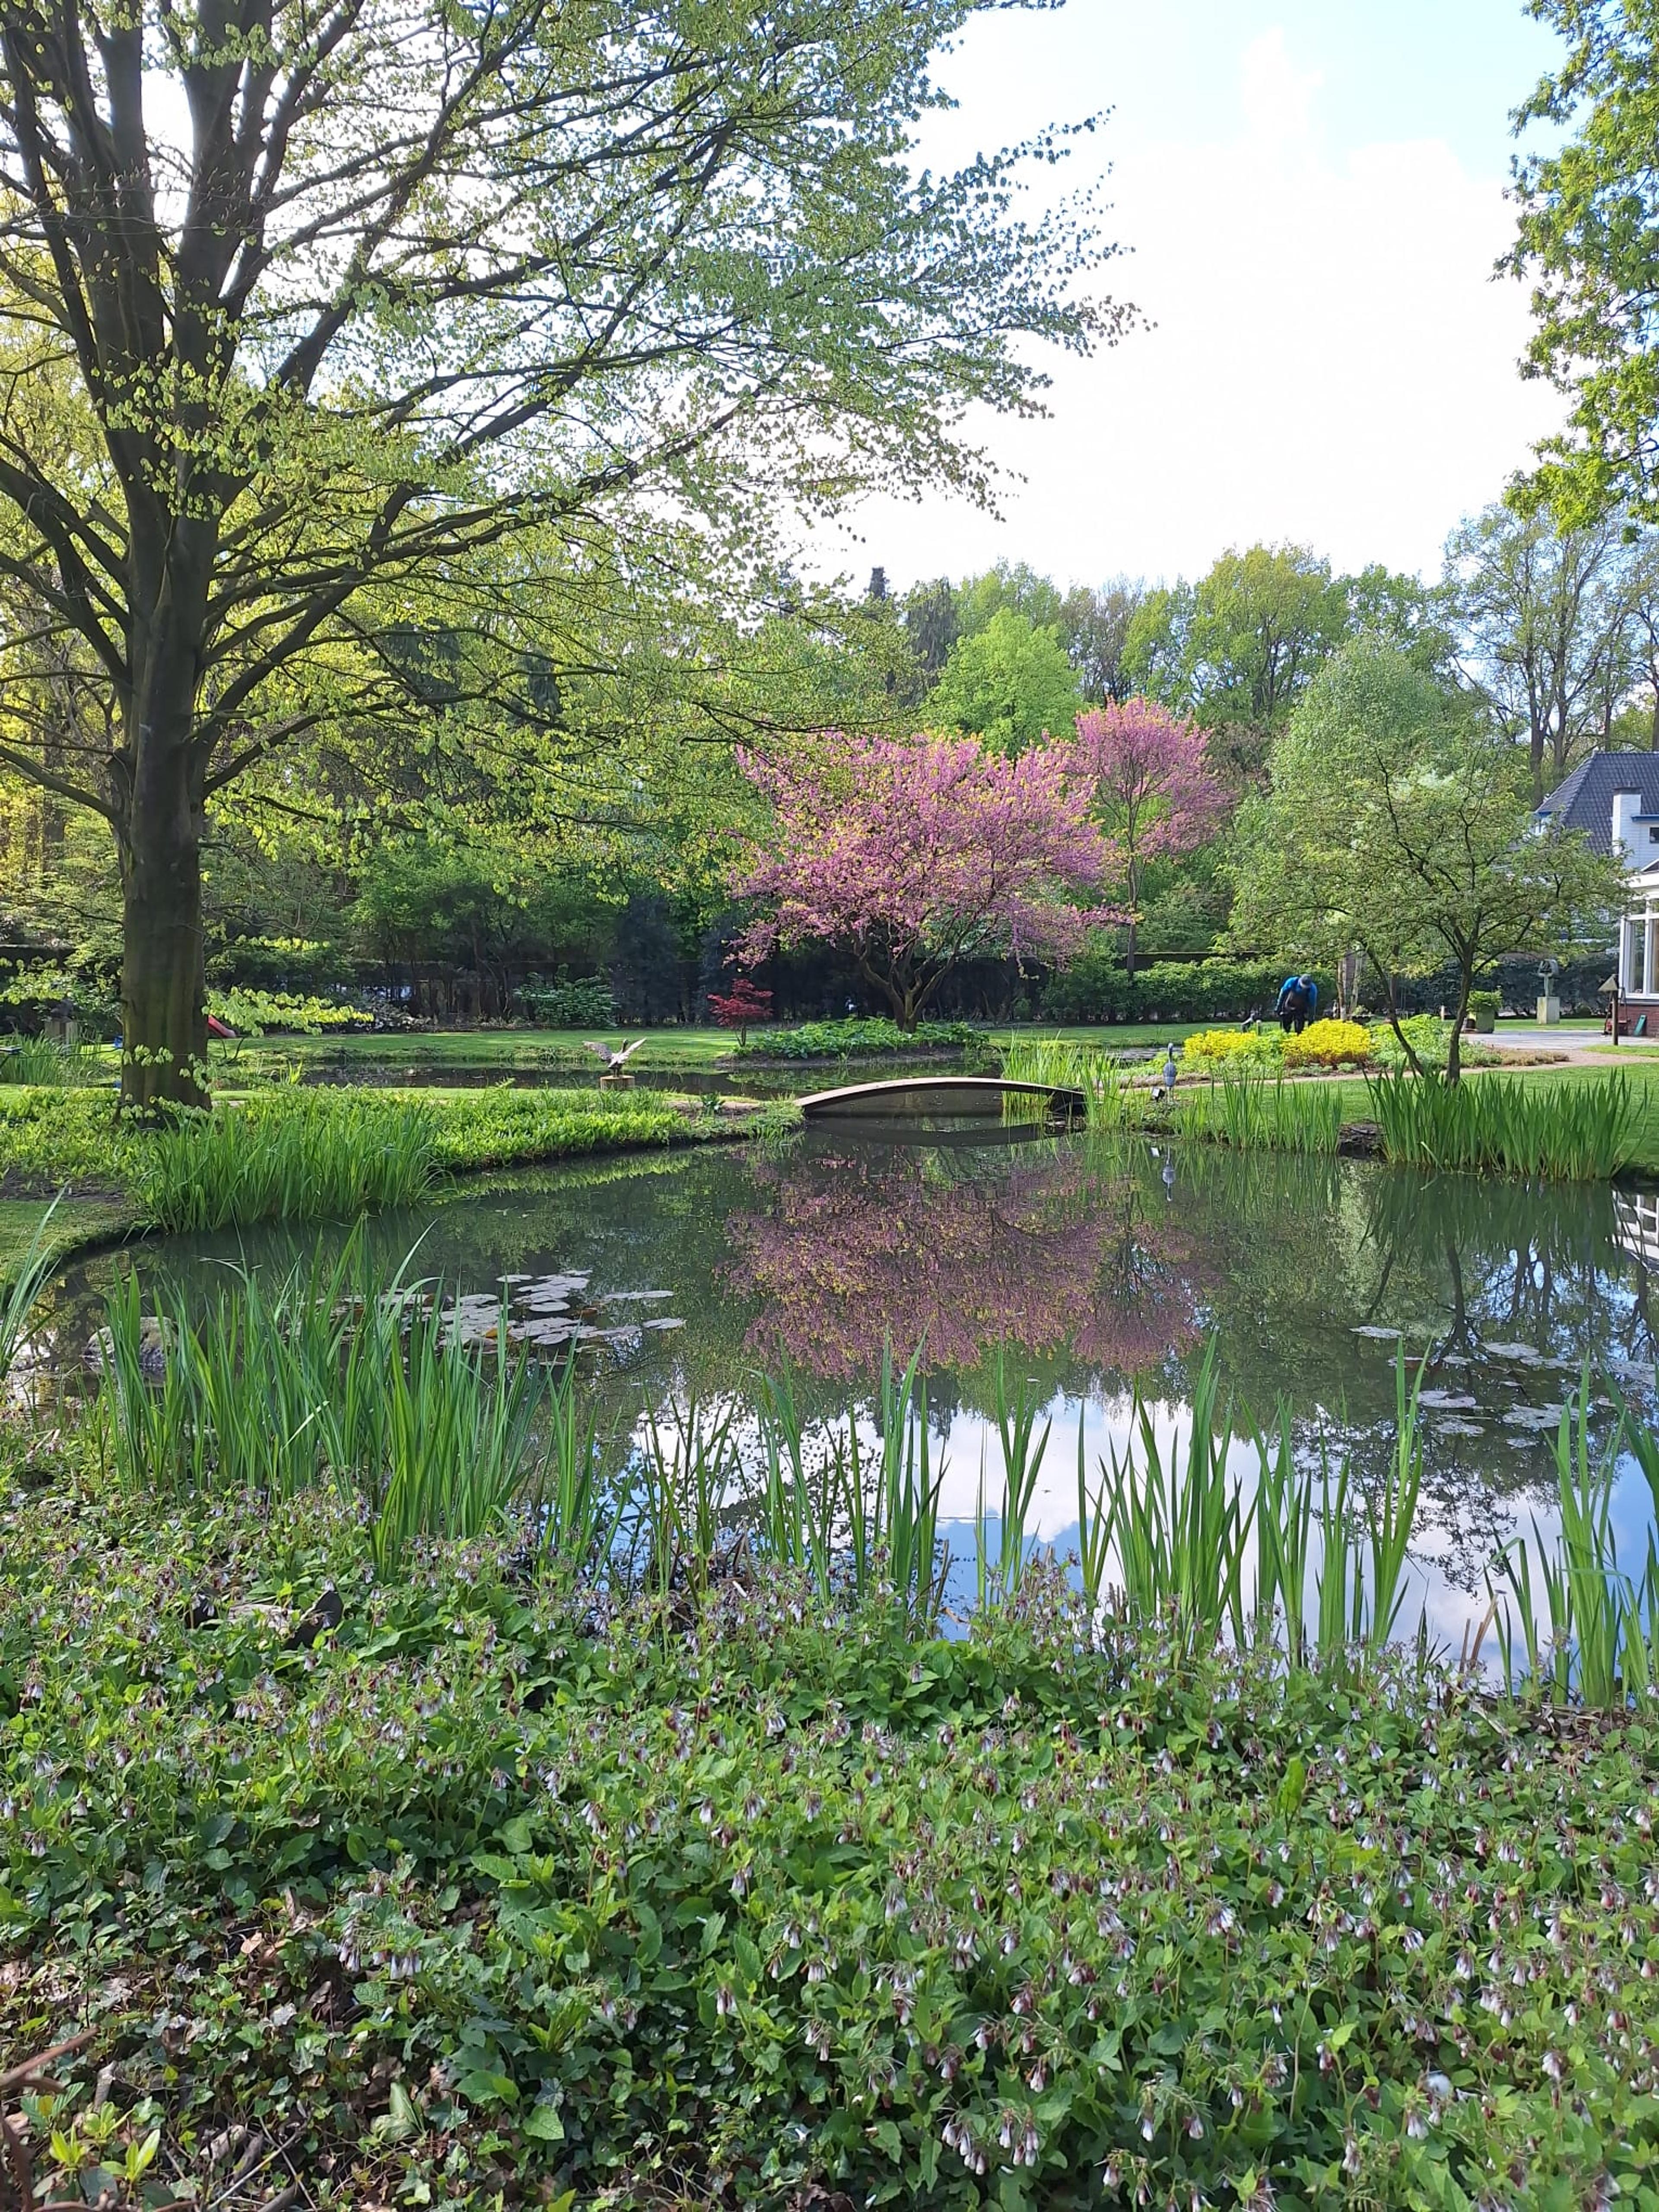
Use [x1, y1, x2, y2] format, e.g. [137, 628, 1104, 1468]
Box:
[57, 1124, 1659, 1648]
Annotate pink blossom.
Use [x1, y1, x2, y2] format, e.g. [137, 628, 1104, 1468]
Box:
[1065, 700, 1230, 969]
[734, 730, 1114, 1028]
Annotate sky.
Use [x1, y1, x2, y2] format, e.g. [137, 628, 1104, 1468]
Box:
[818, 0, 1570, 596]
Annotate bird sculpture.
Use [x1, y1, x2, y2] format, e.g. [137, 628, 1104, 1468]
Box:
[583, 1038, 647, 1072]
[1162, 1044, 1179, 1093]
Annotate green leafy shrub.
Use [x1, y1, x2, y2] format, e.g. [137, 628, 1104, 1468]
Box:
[737, 1017, 981, 1060]
[514, 968, 616, 1027]
[1044, 956, 1330, 1026]
[1368, 1013, 1452, 1071]
[1468, 988, 1502, 1031]
[1182, 1026, 1281, 1071]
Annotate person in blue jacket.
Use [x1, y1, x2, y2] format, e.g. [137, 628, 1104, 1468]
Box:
[1276, 974, 1318, 1035]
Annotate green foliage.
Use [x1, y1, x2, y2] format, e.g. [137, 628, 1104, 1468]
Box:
[1509, 1, 1659, 522]
[0, 1035, 106, 1085]
[1230, 639, 1623, 1078]
[1370, 1014, 1454, 1071]
[423, 1087, 689, 1172]
[514, 971, 615, 1027]
[209, 987, 373, 1035]
[129, 1095, 439, 1232]
[923, 607, 1084, 753]
[1367, 1069, 1643, 1180]
[737, 1017, 982, 1061]
[1175, 1068, 1345, 1156]
[1042, 953, 1324, 1026]
[3, 1473, 1659, 2209]
[1123, 545, 1351, 741]
[1494, 1384, 1659, 1707]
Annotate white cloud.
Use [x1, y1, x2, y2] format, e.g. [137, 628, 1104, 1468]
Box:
[821, 29, 1562, 591]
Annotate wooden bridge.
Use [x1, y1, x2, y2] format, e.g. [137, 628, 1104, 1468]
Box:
[796, 1074, 1087, 1122]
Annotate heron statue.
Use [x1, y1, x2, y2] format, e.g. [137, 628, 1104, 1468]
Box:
[584, 1038, 647, 1087]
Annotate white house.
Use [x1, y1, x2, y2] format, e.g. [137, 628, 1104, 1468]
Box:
[1535, 750, 1659, 1033]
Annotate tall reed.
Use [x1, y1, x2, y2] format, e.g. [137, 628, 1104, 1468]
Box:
[96, 1237, 564, 1568]
[1490, 1383, 1659, 1707]
[130, 1092, 437, 1231]
[1176, 1068, 1343, 1157]
[1367, 1069, 1641, 1182]
[974, 1354, 1052, 1607]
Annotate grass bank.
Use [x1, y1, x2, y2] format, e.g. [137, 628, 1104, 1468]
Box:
[1, 1465, 1655, 2211]
[0, 1084, 776, 1256]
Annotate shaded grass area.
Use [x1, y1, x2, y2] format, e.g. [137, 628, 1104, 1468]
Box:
[1, 1473, 1656, 2211]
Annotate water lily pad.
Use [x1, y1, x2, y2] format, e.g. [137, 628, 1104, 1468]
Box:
[1419, 1390, 1478, 1411]
[1353, 1325, 1402, 1340]
[1500, 1402, 1565, 1431]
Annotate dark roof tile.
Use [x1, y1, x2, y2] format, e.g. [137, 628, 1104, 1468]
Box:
[1537, 751, 1659, 854]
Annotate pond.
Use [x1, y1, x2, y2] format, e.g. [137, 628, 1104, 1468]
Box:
[42, 1123, 1659, 1649]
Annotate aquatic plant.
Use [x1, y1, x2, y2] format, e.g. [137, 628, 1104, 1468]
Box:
[1368, 1067, 1642, 1180]
[1491, 1382, 1659, 1707]
[0, 1192, 64, 1380]
[130, 1091, 438, 1230]
[1176, 1065, 1344, 1155]
[974, 1353, 1052, 1607]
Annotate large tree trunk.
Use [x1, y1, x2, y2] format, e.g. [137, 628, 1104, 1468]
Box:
[118, 702, 208, 1113]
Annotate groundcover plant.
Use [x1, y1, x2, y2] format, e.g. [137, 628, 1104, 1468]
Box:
[3, 1479, 1658, 2211]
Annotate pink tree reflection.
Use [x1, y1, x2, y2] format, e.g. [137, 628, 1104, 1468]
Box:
[724, 1147, 1205, 1380]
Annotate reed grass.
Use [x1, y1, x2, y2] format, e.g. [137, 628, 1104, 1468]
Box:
[1368, 1068, 1642, 1181]
[130, 1092, 438, 1231]
[1176, 1068, 1344, 1156]
[0, 1036, 105, 1086]
[89, 1238, 1659, 1707]
[974, 1354, 1052, 1607]
[0, 1192, 64, 1382]
[96, 1237, 569, 1567]
[1490, 1382, 1659, 1707]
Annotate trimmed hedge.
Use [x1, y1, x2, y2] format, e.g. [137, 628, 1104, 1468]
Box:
[1044, 956, 1335, 1026]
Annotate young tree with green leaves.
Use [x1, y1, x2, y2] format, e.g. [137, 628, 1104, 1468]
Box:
[0, 0, 1118, 1106]
[1230, 639, 1622, 1081]
[925, 608, 1083, 754]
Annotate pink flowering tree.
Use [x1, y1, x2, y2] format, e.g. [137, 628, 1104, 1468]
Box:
[1067, 699, 1230, 973]
[734, 731, 1111, 1030]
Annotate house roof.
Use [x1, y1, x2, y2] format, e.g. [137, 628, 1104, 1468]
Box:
[1537, 750, 1659, 853]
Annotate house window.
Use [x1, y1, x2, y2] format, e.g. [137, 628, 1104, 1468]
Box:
[1648, 827, 1659, 843]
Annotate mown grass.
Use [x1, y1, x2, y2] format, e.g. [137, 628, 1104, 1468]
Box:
[1, 1469, 1656, 2212]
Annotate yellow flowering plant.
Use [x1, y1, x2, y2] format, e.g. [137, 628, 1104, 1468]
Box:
[1283, 1017, 1373, 1070]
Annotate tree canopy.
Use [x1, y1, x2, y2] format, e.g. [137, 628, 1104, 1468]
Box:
[1230, 640, 1623, 1077]
[0, 0, 1118, 1101]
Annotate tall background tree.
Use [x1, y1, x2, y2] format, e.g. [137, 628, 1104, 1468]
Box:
[0, 0, 1117, 1104]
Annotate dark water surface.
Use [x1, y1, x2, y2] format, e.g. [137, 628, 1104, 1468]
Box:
[54, 1129, 1659, 1646]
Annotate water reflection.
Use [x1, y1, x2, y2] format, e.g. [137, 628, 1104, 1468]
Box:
[52, 1127, 1659, 1615]
[722, 1138, 1203, 1379]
